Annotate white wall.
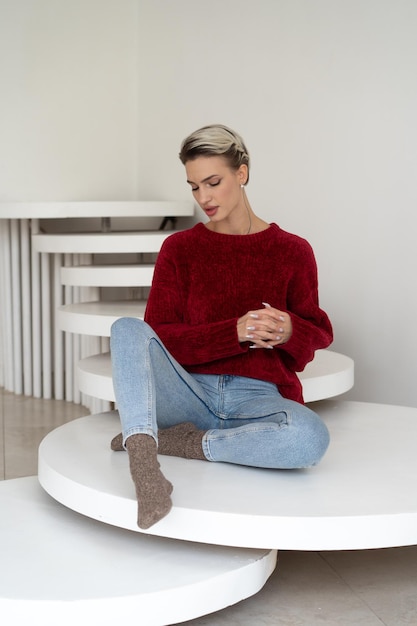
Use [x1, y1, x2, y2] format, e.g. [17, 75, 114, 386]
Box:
[0, 0, 139, 200]
[1, 0, 416, 407]
[136, 0, 417, 407]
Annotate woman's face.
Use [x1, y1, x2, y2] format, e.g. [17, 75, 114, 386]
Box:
[185, 156, 247, 225]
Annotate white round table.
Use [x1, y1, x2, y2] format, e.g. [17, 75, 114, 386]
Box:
[0, 477, 276, 626]
[39, 400, 417, 551]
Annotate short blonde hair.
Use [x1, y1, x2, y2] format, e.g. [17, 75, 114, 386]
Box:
[179, 124, 250, 183]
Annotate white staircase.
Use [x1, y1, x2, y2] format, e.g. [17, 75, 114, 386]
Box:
[27, 201, 193, 409]
[0, 201, 194, 400]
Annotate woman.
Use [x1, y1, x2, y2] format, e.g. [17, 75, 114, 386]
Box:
[110, 124, 333, 530]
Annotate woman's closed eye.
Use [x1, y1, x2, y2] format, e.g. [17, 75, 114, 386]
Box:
[190, 179, 221, 192]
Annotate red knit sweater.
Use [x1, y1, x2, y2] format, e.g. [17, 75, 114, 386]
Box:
[144, 223, 333, 403]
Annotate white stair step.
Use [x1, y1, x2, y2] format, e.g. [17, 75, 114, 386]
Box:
[33, 230, 175, 254]
[0, 477, 275, 625]
[60, 265, 154, 286]
[57, 300, 146, 335]
[77, 349, 354, 404]
[1, 200, 194, 219]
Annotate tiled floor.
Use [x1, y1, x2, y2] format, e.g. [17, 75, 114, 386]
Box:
[1, 387, 416, 625]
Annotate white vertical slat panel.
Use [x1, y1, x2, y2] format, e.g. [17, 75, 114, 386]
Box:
[72, 254, 81, 405]
[31, 219, 42, 398]
[41, 252, 52, 399]
[53, 253, 64, 400]
[10, 220, 22, 395]
[3, 221, 14, 391]
[0, 221, 13, 391]
[20, 219, 32, 397]
[64, 254, 73, 402]
[0, 222, 6, 388]
[0, 223, 4, 388]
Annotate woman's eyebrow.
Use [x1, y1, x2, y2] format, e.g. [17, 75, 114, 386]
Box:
[187, 174, 219, 185]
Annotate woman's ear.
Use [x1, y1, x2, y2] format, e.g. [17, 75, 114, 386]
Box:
[238, 164, 248, 186]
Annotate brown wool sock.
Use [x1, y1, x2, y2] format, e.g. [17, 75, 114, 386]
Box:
[111, 423, 207, 460]
[125, 434, 173, 529]
[158, 422, 207, 460]
[110, 432, 124, 451]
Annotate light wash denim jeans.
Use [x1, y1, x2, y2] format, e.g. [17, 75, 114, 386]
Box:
[110, 318, 330, 469]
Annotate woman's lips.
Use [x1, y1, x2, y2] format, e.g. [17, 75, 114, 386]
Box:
[204, 206, 218, 216]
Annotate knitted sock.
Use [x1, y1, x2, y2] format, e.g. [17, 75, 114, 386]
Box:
[158, 422, 207, 460]
[125, 434, 173, 529]
[110, 432, 124, 451]
[111, 423, 207, 460]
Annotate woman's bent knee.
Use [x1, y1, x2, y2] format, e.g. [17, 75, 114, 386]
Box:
[111, 317, 151, 341]
[302, 417, 330, 467]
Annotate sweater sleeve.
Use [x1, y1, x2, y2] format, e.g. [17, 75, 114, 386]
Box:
[144, 238, 247, 365]
[276, 240, 333, 372]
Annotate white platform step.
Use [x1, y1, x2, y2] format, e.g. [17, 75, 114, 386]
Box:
[38, 401, 417, 551]
[58, 300, 147, 335]
[77, 349, 354, 404]
[33, 230, 176, 254]
[0, 477, 275, 625]
[1, 200, 194, 219]
[60, 265, 154, 287]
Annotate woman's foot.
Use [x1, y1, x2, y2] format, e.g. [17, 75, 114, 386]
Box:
[110, 432, 124, 451]
[111, 423, 207, 460]
[125, 434, 173, 529]
[158, 422, 207, 460]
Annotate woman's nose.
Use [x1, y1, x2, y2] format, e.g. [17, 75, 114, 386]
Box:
[196, 188, 211, 204]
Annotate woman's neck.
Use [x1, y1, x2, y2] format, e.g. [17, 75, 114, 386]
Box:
[205, 211, 269, 236]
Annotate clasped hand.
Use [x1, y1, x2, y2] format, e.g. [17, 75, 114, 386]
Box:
[237, 303, 292, 349]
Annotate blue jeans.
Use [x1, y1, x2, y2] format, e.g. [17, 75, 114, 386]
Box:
[110, 318, 330, 469]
